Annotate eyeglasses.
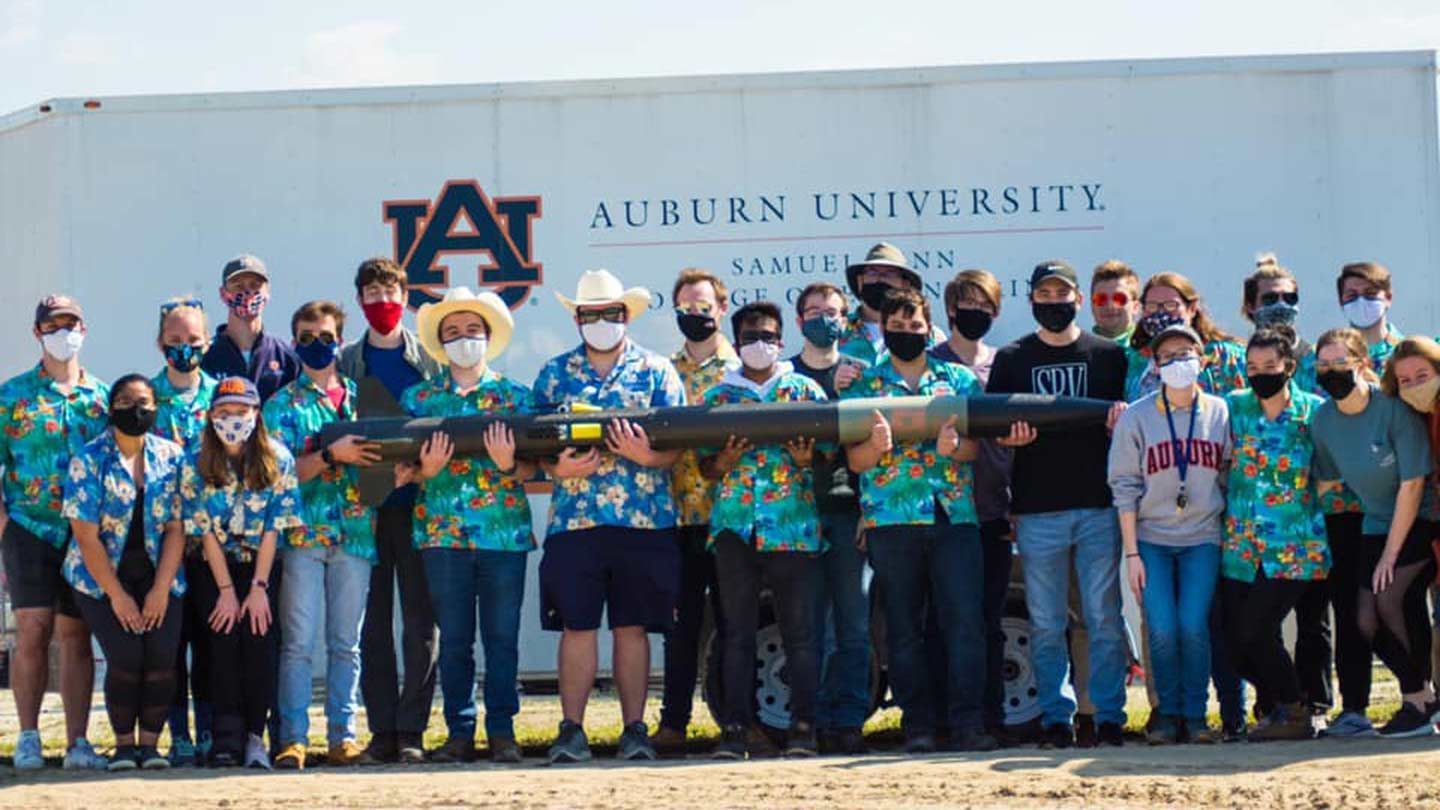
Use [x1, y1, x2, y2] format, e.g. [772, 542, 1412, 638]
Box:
[295, 331, 338, 346]
[160, 297, 204, 316]
[1157, 350, 1200, 365]
[1259, 291, 1299, 306]
[1092, 291, 1130, 308]
[1314, 358, 1357, 373]
[576, 306, 627, 325]
[1142, 299, 1186, 314]
[674, 303, 715, 317]
[738, 329, 781, 345]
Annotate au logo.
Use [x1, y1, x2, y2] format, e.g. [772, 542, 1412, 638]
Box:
[384, 180, 542, 311]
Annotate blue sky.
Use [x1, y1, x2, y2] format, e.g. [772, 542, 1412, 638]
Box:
[3, 0, 1438, 115]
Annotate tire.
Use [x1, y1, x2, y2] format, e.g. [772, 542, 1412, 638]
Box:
[1000, 591, 1043, 727]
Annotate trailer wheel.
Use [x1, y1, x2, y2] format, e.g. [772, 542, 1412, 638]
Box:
[1000, 593, 1043, 727]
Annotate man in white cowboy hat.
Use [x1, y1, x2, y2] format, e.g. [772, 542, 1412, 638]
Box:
[532, 269, 687, 764]
[836, 243, 945, 377]
[393, 287, 536, 765]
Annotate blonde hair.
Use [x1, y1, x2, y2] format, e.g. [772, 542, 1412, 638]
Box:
[157, 296, 209, 341]
[1316, 327, 1380, 384]
[1381, 336, 1440, 397]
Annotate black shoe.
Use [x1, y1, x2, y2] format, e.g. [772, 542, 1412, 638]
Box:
[1379, 702, 1437, 739]
[746, 724, 782, 759]
[396, 733, 426, 764]
[489, 737, 523, 763]
[209, 750, 240, 768]
[1074, 714, 1097, 749]
[713, 725, 747, 760]
[903, 732, 937, 754]
[1222, 720, 1248, 743]
[947, 730, 999, 752]
[816, 730, 841, 755]
[358, 732, 398, 765]
[1097, 722, 1125, 747]
[428, 736, 477, 764]
[987, 725, 1021, 749]
[1039, 723, 1075, 750]
[784, 722, 818, 758]
[834, 727, 868, 755]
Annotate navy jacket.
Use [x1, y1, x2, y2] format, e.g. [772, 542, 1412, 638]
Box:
[200, 324, 301, 403]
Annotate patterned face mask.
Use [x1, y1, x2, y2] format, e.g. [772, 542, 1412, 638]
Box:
[212, 413, 257, 445]
[223, 289, 268, 318]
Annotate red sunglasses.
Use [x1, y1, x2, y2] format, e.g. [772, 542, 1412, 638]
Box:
[1093, 291, 1131, 307]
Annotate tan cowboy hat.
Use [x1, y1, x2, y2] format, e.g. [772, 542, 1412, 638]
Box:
[844, 242, 922, 297]
[554, 269, 651, 321]
[416, 287, 515, 365]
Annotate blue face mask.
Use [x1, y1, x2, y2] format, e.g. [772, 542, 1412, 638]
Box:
[801, 315, 844, 348]
[1253, 301, 1299, 328]
[295, 338, 339, 370]
[164, 343, 202, 373]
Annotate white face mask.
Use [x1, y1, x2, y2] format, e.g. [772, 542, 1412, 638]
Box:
[581, 321, 626, 352]
[212, 413, 257, 446]
[1159, 356, 1201, 390]
[443, 336, 488, 369]
[739, 340, 781, 371]
[40, 328, 85, 361]
[1342, 296, 1387, 329]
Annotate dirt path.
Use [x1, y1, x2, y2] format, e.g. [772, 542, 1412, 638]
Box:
[6, 738, 1440, 809]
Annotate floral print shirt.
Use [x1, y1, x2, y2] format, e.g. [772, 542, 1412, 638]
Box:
[401, 369, 535, 552]
[1126, 338, 1248, 403]
[670, 338, 739, 527]
[841, 355, 982, 529]
[262, 374, 376, 563]
[151, 370, 218, 452]
[61, 431, 186, 598]
[0, 364, 110, 547]
[702, 365, 827, 552]
[178, 441, 304, 556]
[532, 340, 687, 535]
[1222, 384, 1330, 582]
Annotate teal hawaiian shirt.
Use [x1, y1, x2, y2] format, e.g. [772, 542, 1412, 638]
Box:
[178, 441, 304, 555]
[1222, 383, 1330, 583]
[151, 370, 218, 452]
[836, 309, 945, 367]
[401, 369, 535, 552]
[841, 355, 982, 529]
[1126, 338, 1248, 403]
[61, 432, 186, 598]
[262, 375, 376, 563]
[702, 365, 827, 552]
[0, 365, 110, 547]
[532, 340, 687, 535]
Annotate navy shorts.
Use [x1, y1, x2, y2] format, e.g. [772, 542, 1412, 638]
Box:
[539, 526, 680, 633]
[1, 518, 80, 617]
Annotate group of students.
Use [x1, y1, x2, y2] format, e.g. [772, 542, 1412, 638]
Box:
[2, 245, 1438, 773]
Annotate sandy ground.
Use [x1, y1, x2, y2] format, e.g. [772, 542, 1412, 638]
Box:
[4, 737, 1440, 809]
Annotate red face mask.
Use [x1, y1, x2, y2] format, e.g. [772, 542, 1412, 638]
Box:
[362, 301, 404, 335]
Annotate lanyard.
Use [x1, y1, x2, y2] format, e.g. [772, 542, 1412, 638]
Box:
[1161, 388, 1198, 511]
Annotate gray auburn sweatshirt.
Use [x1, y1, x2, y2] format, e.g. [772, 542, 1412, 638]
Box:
[1107, 389, 1232, 546]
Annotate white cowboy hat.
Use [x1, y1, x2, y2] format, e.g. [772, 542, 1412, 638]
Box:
[554, 269, 651, 322]
[416, 287, 515, 365]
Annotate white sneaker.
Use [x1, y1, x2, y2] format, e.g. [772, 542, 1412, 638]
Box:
[244, 734, 272, 770]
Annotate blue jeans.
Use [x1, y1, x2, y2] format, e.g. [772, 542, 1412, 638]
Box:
[423, 548, 527, 740]
[867, 519, 985, 736]
[277, 545, 372, 746]
[1137, 541, 1219, 720]
[1015, 508, 1127, 727]
[814, 509, 871, 731]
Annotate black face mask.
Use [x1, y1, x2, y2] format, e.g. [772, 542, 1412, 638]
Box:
[110, 405, 157, 437]
[1317, 369, 1358, 401]
[859, 283, 891, 311]
[676, 313, 717, 343]
[1247, 372, 1289, 400]
[950, 309, 993, 341]
[883, 330, 927, 362]
[1031, 301, 1078, 333]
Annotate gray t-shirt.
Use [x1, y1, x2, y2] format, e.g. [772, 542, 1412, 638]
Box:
[1312, 384, 1437, 536]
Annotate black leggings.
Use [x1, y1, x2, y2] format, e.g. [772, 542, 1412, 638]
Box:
[1358, 521, 1439, 695]
[193, 555, 280, 757]
[75, 586, 183, 738]
[1326, 513, 1372, 713]
[1220, 572, 1308, 708]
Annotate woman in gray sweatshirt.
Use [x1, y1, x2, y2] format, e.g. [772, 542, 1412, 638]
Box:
[1108, 325, 1231, 745]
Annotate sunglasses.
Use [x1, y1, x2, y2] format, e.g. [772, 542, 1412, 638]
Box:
[738, 330, 781, 345]
[674, 303, 715, 317]
[576, 306, 627, 325]
[295, 331, 338, 346]
[160, 297, 204, 316]
[1092, 291, 1130, 308]
[1259, 291, 1299, 306]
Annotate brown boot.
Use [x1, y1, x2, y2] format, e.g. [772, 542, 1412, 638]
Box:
[1248, 703, 1314, 742]
[648, 726, 688, 759]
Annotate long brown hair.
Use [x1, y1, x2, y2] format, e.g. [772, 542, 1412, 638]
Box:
[198, 408, 281, 490]
[1131, 270, 1237, 351]
[1315, 327, 1380, 384]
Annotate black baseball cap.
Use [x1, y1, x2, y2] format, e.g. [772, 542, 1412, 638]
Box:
[1029, 260, 1079, 291]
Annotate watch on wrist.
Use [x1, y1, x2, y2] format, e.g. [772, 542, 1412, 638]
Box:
[320, 447, 336, 467]
[252, 578, 269, 591]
